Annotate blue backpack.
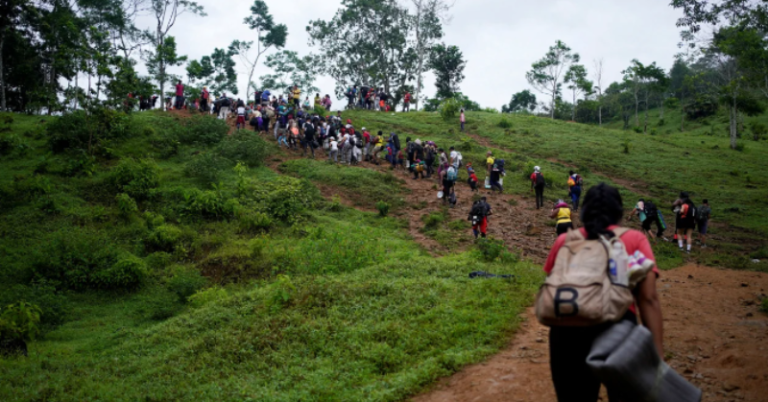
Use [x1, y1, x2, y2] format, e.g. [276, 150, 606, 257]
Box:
[447, 166, 457, 182]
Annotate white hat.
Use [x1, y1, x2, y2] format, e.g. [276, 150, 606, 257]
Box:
[534, 166, 541, 172]
[362, 127, 367, 131]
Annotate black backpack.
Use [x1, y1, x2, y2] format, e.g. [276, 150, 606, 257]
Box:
[535, 172, 545, 186]
[643, 201, 658, 218]
[470, 201, 487, 218]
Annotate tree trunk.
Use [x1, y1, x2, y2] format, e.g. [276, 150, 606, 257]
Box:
[0, 34, 5, 112]
[729, 101, 738, 150]
[643, 93, 649, 133]
[634, 91, 639, 127]
[550, 92, 555, 119]
[414, 4, 422, 112]
[598, 105, 602, 126]
[680, 105, 684, 132]
[571, 89, 576, 121]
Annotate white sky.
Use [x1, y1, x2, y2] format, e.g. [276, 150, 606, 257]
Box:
[134, 0, 686, 109]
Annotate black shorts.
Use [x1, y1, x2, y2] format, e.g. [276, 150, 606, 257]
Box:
[556, 222, 573, 235]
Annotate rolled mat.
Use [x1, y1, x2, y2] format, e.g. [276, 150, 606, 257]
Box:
[586, 321, 702, 402]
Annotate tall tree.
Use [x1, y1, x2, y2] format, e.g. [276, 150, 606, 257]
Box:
[308, 0, 416, 98]
[205, 47, 238, 96]
[146, 0, 205, 110]
[502, 90, 537, 113]
[410, 0, 450, 111]
[526, 40, 580, 119]
[259, 50, 323, 97]
[428, 43, 466, 99]
[230, 0, 287, 99]
[592, 59, 604, 126]
[145, 36, 187, 98]
[564, 64, 593, 121]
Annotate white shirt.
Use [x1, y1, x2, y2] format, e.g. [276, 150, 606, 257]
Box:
[330, 140, 339, 151]
[237, 106, 246, 116]
[450, 150, 458, 164]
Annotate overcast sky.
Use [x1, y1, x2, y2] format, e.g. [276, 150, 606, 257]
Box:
[135, 0, 686, 109]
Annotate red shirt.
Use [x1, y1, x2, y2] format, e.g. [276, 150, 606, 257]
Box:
[530, 172, 540, 183]
[469, 172, 478, 182]
[175, 83, 184, 96]
[543, 226, 659, 314]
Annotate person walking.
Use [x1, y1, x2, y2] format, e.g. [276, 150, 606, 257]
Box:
[697, 199, 711, 248]
[372, 131, 384, 165]
[631, 199, 664, 242]
[543, 183, 664, 402]
[200, 86, 209, 112]
[675, 192, 697, 253]
[485, 151, 495, 189]
[174, 80, 184, 110]
[218, 94, 231, 120]
[235, 103, 246, 131]
[460, 108, 466, 131]
[550, 200, 573, 235]
[567, 170, 583, 211]
[468, 197, 492, 239]
[531, 166, 546, 209]
[403, 92, 411, 112]
[328, 136, 339, 163]
[424, 142, 436, 178]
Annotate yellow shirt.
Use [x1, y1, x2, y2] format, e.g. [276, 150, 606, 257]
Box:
[293, 88, 301, 100]
[556, 208, 572, 224]
[376, 137, 384, 147]
[486, 157, 495, 166]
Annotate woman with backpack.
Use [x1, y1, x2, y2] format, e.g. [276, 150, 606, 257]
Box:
[675, 191, 697, 254]
[530, 166, 546, 209]
[549, 200, 573, 235]
[542, 183, 664, 402]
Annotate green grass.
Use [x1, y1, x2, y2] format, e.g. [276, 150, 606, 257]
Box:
[278, 158, 407, 208]
[342, 107, 768, 268]
[0, 111, 544, 401]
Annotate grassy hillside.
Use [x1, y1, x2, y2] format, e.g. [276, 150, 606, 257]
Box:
[0, 110, 540, 401]
[342, 107, 768, 269]
[1, 104, 767, 400]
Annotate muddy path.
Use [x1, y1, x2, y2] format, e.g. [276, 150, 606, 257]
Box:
[411, 264, 768, 402]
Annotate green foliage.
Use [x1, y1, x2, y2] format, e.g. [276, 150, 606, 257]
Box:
[0, 301, 42, 343]
[475, 237, 506, 262]
[237, 210, 273, 233]
[0, 134, 30, 157]
[64, 151, 98, 177]
[327, 195, 344, 212]
[267, 274, 295, 312]
[145, 225, 183, 252]
[188, 286, 229, 308]
[178, 115, 228, 146]
[750, 121, 767, 141]
[622, 138, 632, 154]
[376, 201, 390, 217]
[185, 152, 231, 184]
[497, 118, 512, 129]
[253, 176, 318, 223]
[47, 108, 133, 154]
[448, 219, 470, 231]
[761, 298, 768, 314]
[166, 267, 208, 303]
[439, 97, 461, 121]
[108, 158, 160, 200]
[29, 230, 145, 291]
[632, 126, 642, 133]
[685, 94, 719, 119]
[429, 44, 467, 99]
[422, 211, 446, 231]
[115, 193, 138, 218]
[217, 131, 273, 167]
[0, 282, 68, 330]
[181, 186, 237, 219]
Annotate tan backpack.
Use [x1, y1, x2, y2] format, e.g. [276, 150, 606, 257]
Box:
[535, 228, 634, 327]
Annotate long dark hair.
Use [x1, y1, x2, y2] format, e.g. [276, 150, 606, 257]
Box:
[580, 183, 624, 240]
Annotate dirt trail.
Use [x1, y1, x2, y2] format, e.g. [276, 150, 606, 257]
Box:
[411, 265, 768, 402]
[222, 115, 768, 402]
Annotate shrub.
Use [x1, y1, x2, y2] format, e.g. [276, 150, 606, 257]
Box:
[178, 115, 228, 146]
[327, 195, 344, 212]
[181, 186, 237, 219]
[91, 254, 147, 290]
[685, 94, 719, 119]
[47, 108, 133, 153]
[116, 193, 138, 218]
[108, 158, 160, 200]
[166, 266, 208, 303]
[64, 151, 98, 177]
[30, 231, 118, 291]
[734, 142, 746, 152]
[632, 127, 642, 134]
[622, 138, 632, 154]
[185, 152, 231, 184]
[439, 98, 461, 121]
[761, 298, 768, 314]
[497, 118, 512, 129]
[188, 286, 229, 308]
[0, 281, 68, 330]
[0, 134, 30, 157]
[422, 211, 445, 231]
[237, 210, 273, 233]
[150, 132, 180, 159]
[252, 176, 317, 223]
[145, 224, 183, 252]
[267, 274, 295, 312]
[217, 131, 272, 167]
[448, 219, 469, 231]
[475, 237, 505, 262]
[376, 201, 390, 217]
[0, 301, 42, 351]
[136, 288, 180, 321]
[657, 118, 665, 126]
[750, 122, 767, 141]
